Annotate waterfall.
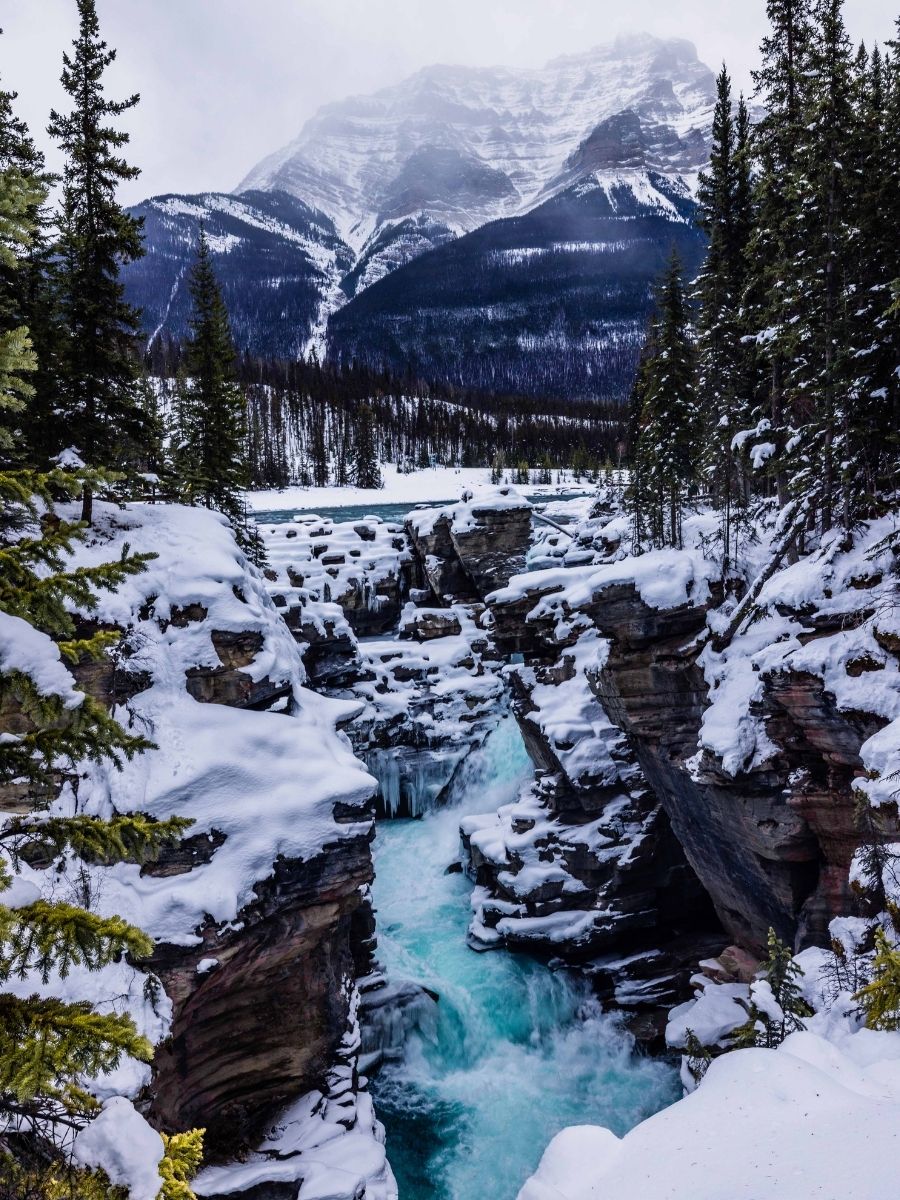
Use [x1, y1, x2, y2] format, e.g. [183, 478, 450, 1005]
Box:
[367, 717, 679, 1200]
[366, 745, 470, 819]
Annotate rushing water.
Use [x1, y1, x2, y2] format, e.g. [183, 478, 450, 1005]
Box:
[368, 718, 679, 1200]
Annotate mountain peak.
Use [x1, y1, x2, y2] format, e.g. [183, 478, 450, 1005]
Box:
[236, 33, 715, 246]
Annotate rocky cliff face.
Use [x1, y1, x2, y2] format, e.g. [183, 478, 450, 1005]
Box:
[147, 828, 374, 1153]
[41, 503, 388, 1182]
[485, 507, 900, 959]
[258, 510, 517, 820]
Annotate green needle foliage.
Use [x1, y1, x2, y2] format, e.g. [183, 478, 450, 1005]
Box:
[628, 249, 701, 550]
[0, 993, 152, 1107]
[731, 928, 813, 1049]
[854, 928, 900, 1030]
[0, 903, 154, 984]
[173, 228, 261, 562]
[0, 39, 195, 1190]
[158, 1130, 205, 1200]
[47, 0, 150, 521]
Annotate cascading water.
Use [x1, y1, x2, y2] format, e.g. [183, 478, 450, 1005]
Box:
[368, 717, 679, 1200]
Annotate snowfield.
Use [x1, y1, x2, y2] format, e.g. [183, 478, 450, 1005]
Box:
[520, 1023, 900, 1200]
[247, 464, 593, 513]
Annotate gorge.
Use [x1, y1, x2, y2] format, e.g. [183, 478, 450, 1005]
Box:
[6, 3, 900, 1196]
[51, 479, 890, 1199]
[6, 474, 900, 1200]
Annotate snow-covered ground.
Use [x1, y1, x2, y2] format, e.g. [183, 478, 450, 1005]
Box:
[247, 465, 593, 513]
[2, 500, 392, 1199]
[520, 1022, 900, 1200]
[523, 934, 900, 1200]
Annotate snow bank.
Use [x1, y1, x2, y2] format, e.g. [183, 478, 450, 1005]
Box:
[72, 1098, 165, 1200]
[520, 1024, 900, 1200]
[697, 516, 900, 781]
[194, 995, 396, 1200]
[491, 531, 721, 616]
[57, 502, 374, 946]
[260, 509, 410, 630]
[405, 484, 531, 539]
[0, 610, 84, 707]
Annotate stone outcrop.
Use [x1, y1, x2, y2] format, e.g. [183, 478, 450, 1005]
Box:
[487, 546, 899, 957]
[261, 510, 512, 821]
[406, 489, 533, 602]
[148, 828, 375, 1155]
[260, 512, 419, 638]
[461, 610, 723, 1037]
[342, 602, 507, 818]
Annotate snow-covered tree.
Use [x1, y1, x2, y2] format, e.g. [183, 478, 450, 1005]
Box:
[0, 148, 193, 1192]
[629, 250, 700, 550]
[695, 67, 754, 570]
[175, 229, 261, 559]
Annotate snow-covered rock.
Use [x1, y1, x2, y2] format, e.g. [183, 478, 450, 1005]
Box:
[3, 500, 382, 1158]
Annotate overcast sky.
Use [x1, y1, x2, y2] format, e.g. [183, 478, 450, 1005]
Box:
[2, 0, 896, 204]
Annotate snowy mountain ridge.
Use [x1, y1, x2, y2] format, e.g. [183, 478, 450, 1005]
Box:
[124, 33, 714, 391]
[238, 33, 715, 250]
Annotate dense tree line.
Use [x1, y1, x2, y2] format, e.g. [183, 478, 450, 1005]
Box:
[629, 0, 900, 567]
[148, 337, 627, 489]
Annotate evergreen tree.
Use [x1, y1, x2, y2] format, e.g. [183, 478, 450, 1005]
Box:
[783, 0, 857, 533]
[854, 928, 900, 1030]
[0, 149, 191, 1188]
[845, 32, 900, 509]
[0, 169, 42, 454]
[158, 1129, 205, 1200]
[48, 0, 148, 521]
[628, 250, 700, 549]
[695, 66, 753, 571]
[177, 229, 259, 556]
[353, 403, 382, 489]
[0, 61, 61, 470]
[744, 0, 815, 510]
[732, 929, 813, 1048]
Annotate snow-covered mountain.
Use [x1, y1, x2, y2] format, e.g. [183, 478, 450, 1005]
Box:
[125, 190, 353, 359]
[240, 34, 714, 244]
[327, 170, 706, 400]
[124, 34, 716, 396]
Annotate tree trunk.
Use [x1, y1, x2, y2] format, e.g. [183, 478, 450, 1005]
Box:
[80, 484, 93, 526]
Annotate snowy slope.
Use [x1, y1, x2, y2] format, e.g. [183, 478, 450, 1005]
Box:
[238, 34, 715, 248]
[124, 189, 353, 358]
[127, 34, 715, 391]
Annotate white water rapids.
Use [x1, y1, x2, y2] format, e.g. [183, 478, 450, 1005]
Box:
[367, 717, 679, 1200]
